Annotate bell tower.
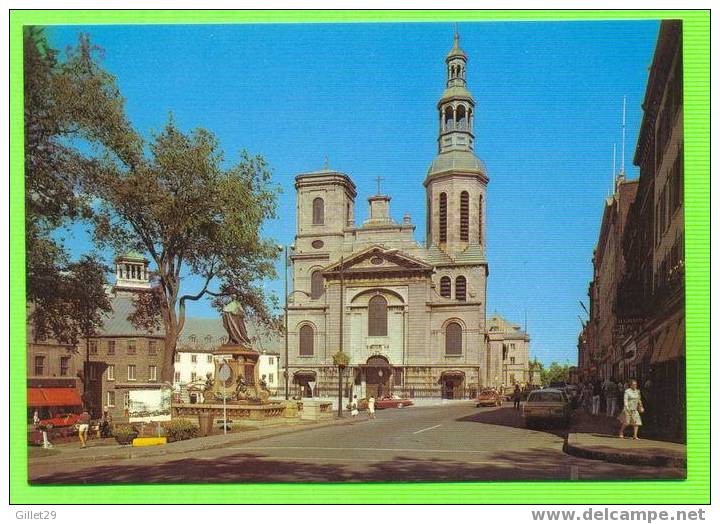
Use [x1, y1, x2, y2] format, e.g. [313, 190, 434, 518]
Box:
[425, 30, 489, 259]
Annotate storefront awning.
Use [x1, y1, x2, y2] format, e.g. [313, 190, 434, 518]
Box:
[652, 317, 685, 364]
[27, 387, 82, 407]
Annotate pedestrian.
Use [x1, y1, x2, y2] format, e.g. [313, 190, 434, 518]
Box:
[582, 381, 592, 414]
[604, 378, 618, 417]
[592, 380, 601, 416]
[367, 395, 376, 419]
[351, 395, 359, 418]
[99, 409, 112, 438]
[513, 384, 522, 411]
[618, 379, 644, 440]
[33, 410, 40, 426]
[77, 409, 91, 448]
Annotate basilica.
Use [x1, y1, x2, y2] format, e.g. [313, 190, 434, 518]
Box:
[286, 33, 531, 399]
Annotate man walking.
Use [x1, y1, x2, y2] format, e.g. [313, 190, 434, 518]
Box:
[513, 384, 522, 411]
[592, 380, 601, 416]
[77, 409, 91, 448]
[604, 378, 618, 417]
[367, 396, 376, 420]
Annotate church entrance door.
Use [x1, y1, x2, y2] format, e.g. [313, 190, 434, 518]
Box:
[441, 372, 465, 399]
[364, 356, 391, 398]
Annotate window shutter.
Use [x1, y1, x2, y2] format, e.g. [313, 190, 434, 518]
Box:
[440, 276, 451, 298]
[460, 191, 469, 241]
[455, 276, 467, 301]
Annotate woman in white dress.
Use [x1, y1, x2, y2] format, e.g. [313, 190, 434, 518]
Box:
[351, 395, 359, 418]
[367, 396, 376, 419]
[618, 379, 644, 440]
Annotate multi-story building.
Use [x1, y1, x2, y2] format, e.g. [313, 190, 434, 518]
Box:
[620, 20, 684, 441]
[285, 33, 529, 399]
[487, 313, 531, 387]
[26, 322, 83, 420]
[579, 21, 684, 441]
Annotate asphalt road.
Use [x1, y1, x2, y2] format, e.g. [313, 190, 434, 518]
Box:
[29, 403, 685, 483]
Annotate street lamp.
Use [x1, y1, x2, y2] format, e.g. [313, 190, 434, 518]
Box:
[283, 245, 289, 400]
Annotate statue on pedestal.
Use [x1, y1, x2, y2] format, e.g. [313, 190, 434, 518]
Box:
[222, 300, 252, 347]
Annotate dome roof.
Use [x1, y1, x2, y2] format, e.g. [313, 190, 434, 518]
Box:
[446, 34, 467, 60]
[427, 150, 486, 176]
[438, 85, 474, 104]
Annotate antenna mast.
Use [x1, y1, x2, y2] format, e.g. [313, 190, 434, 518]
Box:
[621, 96, 626, 175]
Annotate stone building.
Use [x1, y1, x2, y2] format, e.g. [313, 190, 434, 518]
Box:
[286, 33, 530, 399]
[619, 20, 684, 441]
[487, 313, 531, 387]
[578, 21, 684, 441]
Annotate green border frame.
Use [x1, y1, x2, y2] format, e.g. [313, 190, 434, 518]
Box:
[10, 9, 709, 504]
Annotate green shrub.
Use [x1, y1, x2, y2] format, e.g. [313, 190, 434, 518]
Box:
[112, 424, 138, 438]
[162, 418, 199, 442]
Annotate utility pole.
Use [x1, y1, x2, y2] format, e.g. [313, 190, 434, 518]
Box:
[284, 245, 289, 400]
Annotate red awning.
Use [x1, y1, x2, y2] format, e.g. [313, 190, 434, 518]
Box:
[27, 387, 82, 407]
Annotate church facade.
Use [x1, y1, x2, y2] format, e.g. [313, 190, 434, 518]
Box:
[286, 34, 530, 399]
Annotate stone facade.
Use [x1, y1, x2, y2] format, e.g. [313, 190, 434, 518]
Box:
[286, 34, 530, 399]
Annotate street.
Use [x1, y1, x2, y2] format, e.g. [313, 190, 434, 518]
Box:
[29, 403, 685, 484]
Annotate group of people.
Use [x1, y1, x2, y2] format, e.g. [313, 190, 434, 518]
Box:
[579, 377, 645, 439]
[349, 395, 376, 419]
[32, 408, 112, 449]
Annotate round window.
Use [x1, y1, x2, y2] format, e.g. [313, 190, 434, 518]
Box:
[311, 240, 324, 249]
[370, 257, 384, 265]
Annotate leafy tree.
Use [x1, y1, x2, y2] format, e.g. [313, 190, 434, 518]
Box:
[541, 361, 571, 386]
[91, 118, 281, 381]
[24, 27, 140, 344]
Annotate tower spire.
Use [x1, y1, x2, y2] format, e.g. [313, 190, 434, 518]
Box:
[436, 30, 474, 154]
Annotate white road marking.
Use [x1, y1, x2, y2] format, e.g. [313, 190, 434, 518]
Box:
[412, 424, 442, 434]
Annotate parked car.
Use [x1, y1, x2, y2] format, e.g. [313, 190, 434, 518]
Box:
[522, 388, 572, 429]
[357, 395, 413, 410]
[476, 389, 503, 407]
[37, 412, 82, 430]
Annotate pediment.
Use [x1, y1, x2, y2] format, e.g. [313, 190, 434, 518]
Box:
[323, 246, 433, 276]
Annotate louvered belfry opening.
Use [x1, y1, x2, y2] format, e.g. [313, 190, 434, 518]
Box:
[460, 191, 469, 241]
[478, 194, 483, 244]
[445, 322, 462, 355]
[440, 276, 452, 298]
[312, 197, 324, 225]
[455, 276, 467, 301]
[439, 192, 447, 242]
[299, 325, 314, 356]
[368, 295, 388, 336]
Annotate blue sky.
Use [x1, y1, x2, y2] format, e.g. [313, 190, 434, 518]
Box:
[47, 20, 660, 366]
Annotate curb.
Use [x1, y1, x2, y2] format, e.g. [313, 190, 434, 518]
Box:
[29, 416, 368, 466]
[563, 441, 687, 469]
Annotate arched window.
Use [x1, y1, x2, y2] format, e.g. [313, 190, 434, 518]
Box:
[455, 276, 467, 301]
[310, 270, 324, 300]
[299, 325, 314, 356]
[444, 107, 453, 130]
[460, 191, 469, 241]
[445, 322, 462, 355]
[312, 197, 324, 225]
[478, 195, 483, 244]
[368, 295, 388, 336]
[440, 276, 451, 298]
[456, 105, 467, 129]
[439, 192, 447, 243]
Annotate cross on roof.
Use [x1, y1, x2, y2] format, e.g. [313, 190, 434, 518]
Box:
[375, 176, 385, 195]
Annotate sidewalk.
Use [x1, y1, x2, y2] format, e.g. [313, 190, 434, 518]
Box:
[29, 415, 368, 466]
[564, 410, 686, 468]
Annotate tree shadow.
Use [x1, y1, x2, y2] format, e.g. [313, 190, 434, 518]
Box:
[455, 407, 569, 438]
[29, 447, 685, 485]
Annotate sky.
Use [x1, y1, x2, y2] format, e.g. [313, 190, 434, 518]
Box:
[47, 20, 660, 366]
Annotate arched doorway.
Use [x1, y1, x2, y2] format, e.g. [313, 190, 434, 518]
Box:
[441, 371, 465, 399]
[293, 371, 317, 398]
[364, 356, 391, 398]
